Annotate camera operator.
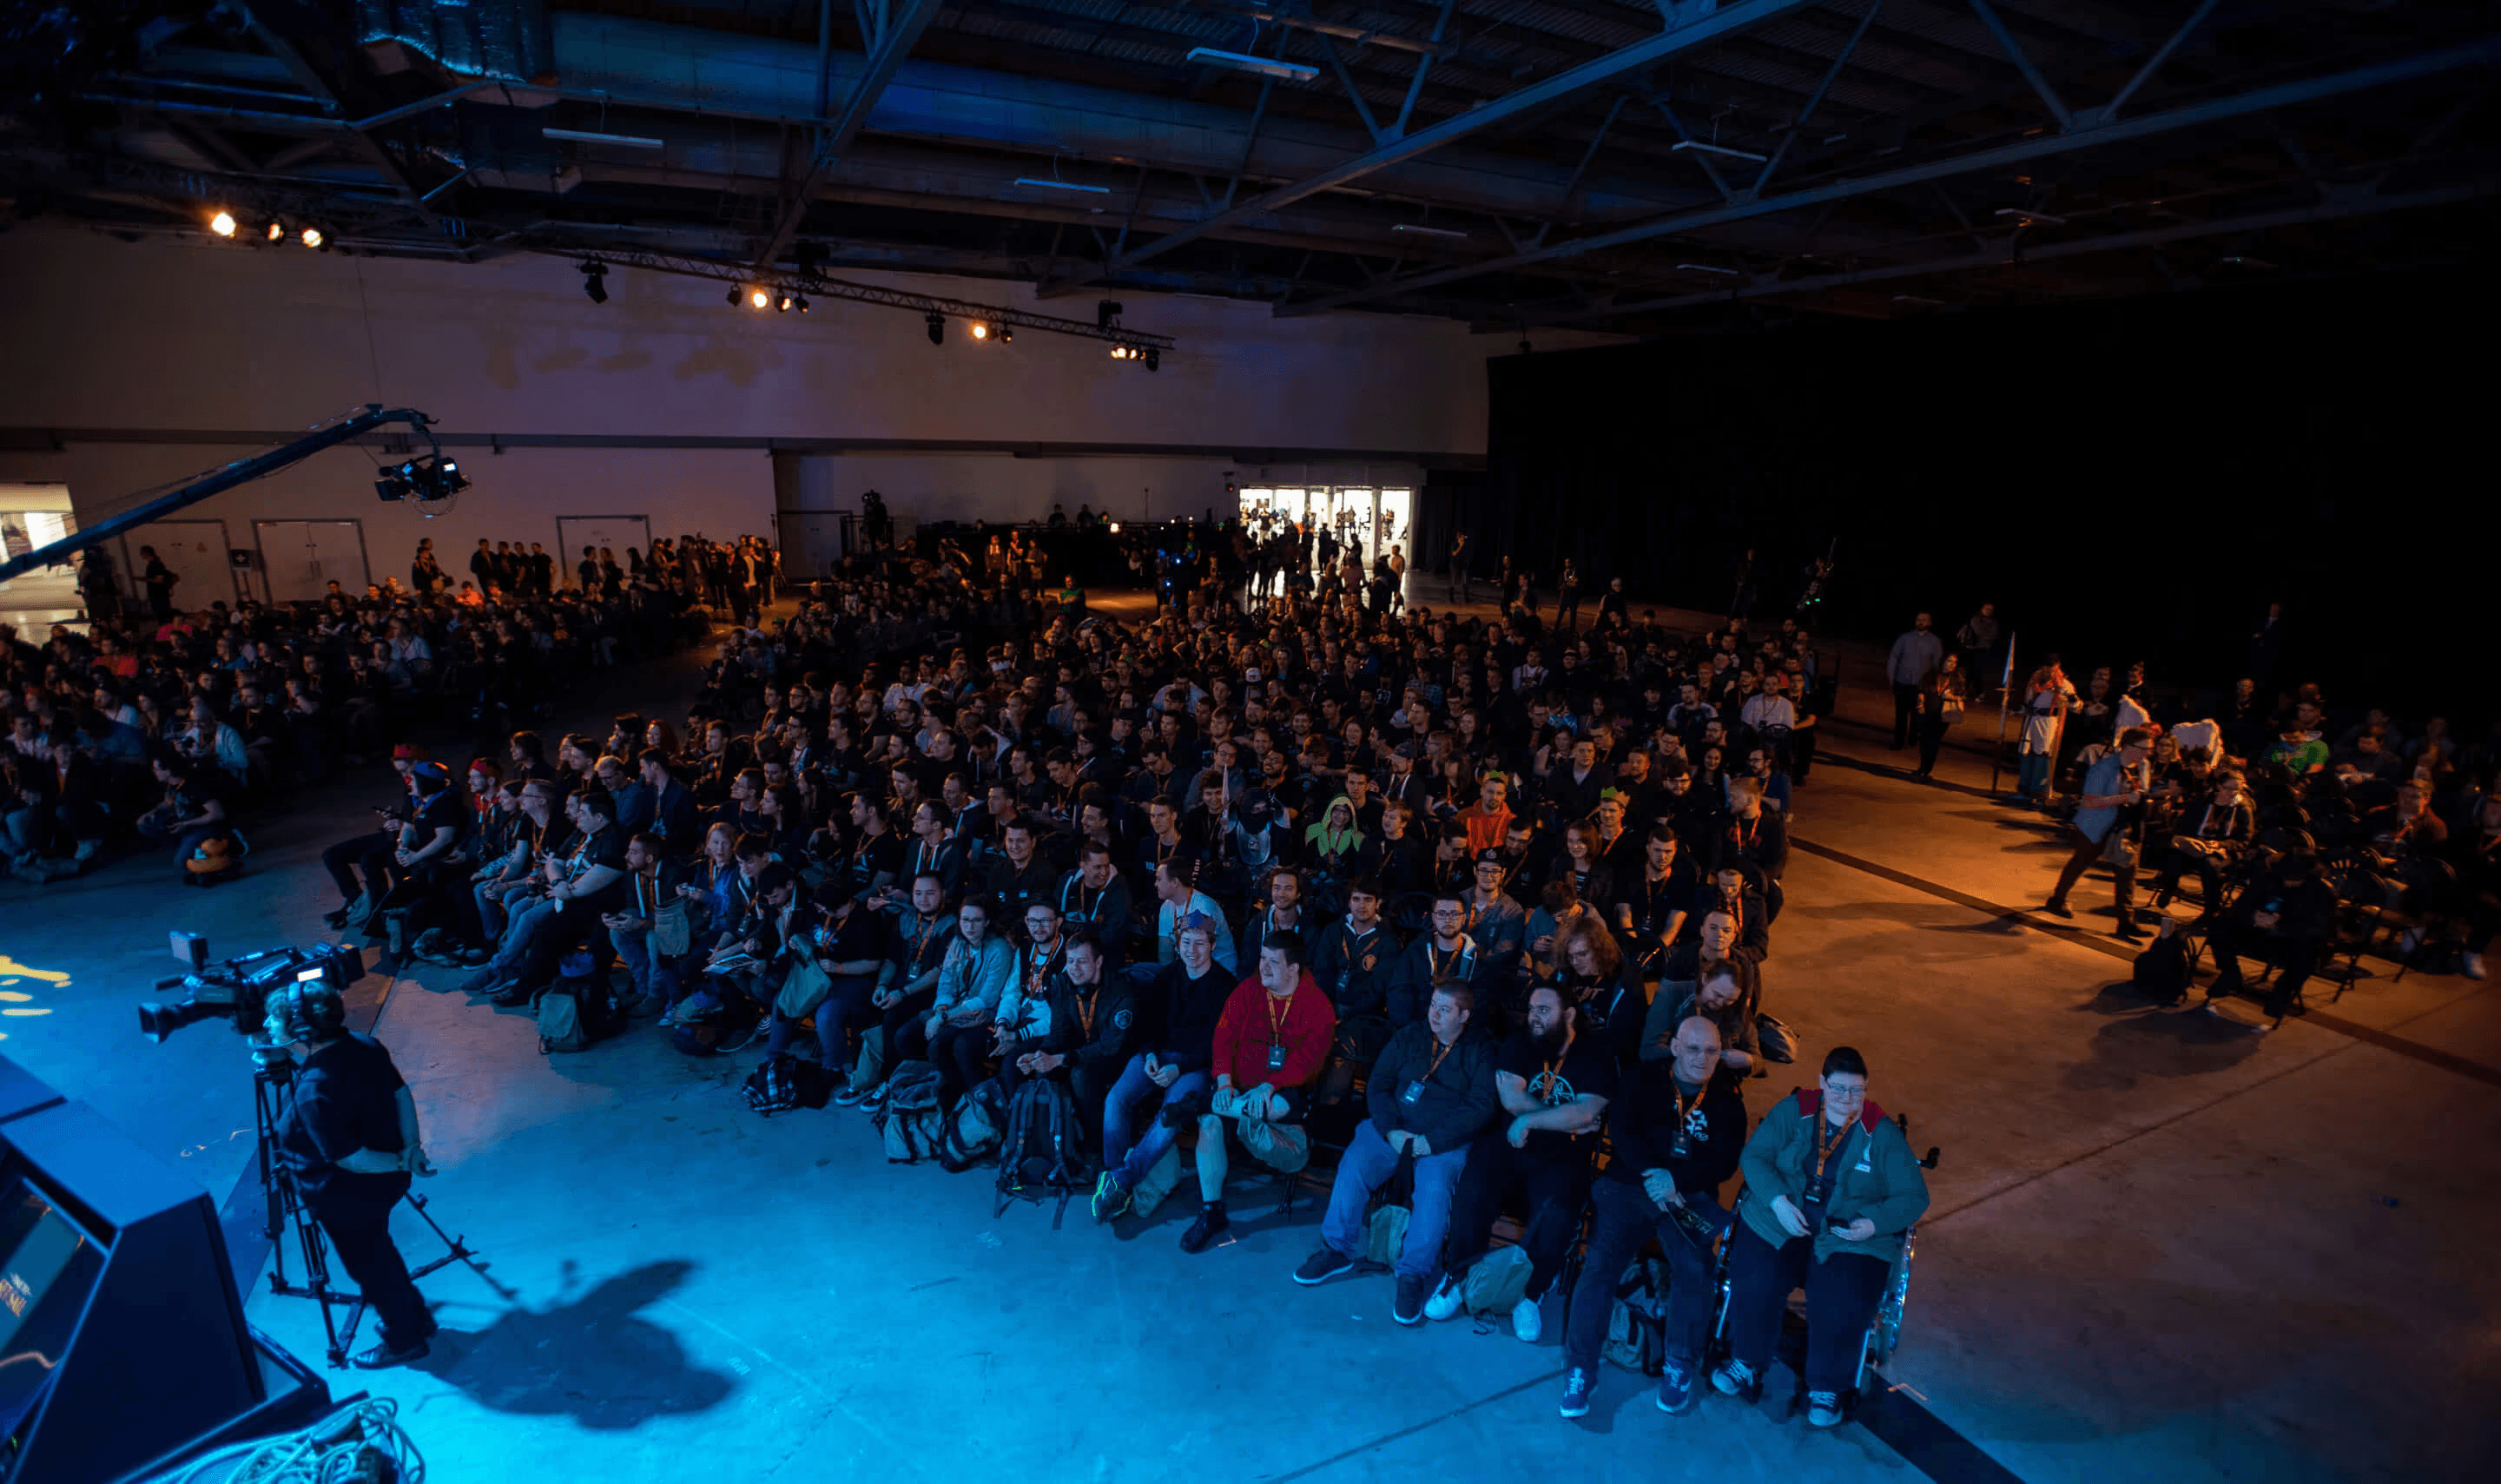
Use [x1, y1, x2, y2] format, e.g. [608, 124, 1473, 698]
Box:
[1712, 1045, 1929, 1428]
[263, 980, 439, 1369]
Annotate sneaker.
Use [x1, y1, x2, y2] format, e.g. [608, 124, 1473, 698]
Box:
[2041, 899, 2073, 920]
[1091, 1170, 1132, 1224]
[72, 839, 102, 864]
[1293, 1248, 1355, 1286]
[321, 906, 354, 929]
[1392, 1274, 1429, 1325]
[831, 1083, 866, 1107]
[1559, 1367, 1594, 1419]
[1510, 1294, 1543, 1343]
[459, 946, 494, 966]
[1806, 1389, 1844, 1428]
[2465, 951, 2486, 981]
[489, 983, 531, 1008]
[1655, 1356, 1698, 1415]
[857, 1084, 887, 1114]
[1179, 1202, 1230, 1254]
[724, 1018, 768, 1052]
[350, 1336, 430, 1369]
[459, 966, 503, 994]
[1422, 1272, 1464, 1322]
[1711, 1359, 1759, 1399]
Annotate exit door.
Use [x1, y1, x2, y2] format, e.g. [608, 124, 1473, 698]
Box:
[254, 520, 371, 605]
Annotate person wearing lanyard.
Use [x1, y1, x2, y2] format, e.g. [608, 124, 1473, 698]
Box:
[1387, 891, 1486, 1028]
[839, 872, 959, 1109]
[1295, 982, 1500, 1328]
[1713, 1046, 1931, 1428]
[998, 930, 1134, 1143]
[1423, 984, 1616, 1342]
[1181, 933, 1336, 1254]
[1559, 1015, 1746, 1419]
[1055, 841, 1134, 966]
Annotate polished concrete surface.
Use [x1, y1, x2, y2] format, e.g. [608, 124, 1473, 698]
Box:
[3, 586, 2493, 1484]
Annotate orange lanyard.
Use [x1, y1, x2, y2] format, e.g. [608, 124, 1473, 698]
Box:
[1265, 988, 1294, 1045]
[1420, 1037, 1455, 1082]
[1535, 1024, 1577, 1097]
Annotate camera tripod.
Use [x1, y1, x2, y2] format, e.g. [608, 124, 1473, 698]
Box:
[251, 1051, 510, 1367]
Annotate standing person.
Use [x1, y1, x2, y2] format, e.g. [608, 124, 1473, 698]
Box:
[2247, 601, 2286, 696]
[140, 543, 179, 623]
[1447, 531, 1472, 604]
[263, 980, 440, 1368]
[1712, 1046, 1929, 1428]
[1554, 558, 1582, 631]
[1955, 603, 2001, 697]
[2011, 661, 2069, 806]
[1912, 655, 1968, 782]
[2043, 725, 2153, 941]
[1728, 548, 1756, 624]
[1886, 612, 1943, 750]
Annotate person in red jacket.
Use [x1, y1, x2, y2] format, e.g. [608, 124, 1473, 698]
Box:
[1179, 931, 1336, 1254]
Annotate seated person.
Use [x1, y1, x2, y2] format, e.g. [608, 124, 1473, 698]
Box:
[134, 754, 236, 866]
[2149, 768, 2254, 914]
[1560, 1015, 1746, 1418]
[2203, 848, 2339, 1016]
[900, 894, 1018, 1104]
[758, 892, 888, 1084]
[1291, 983, 1500, 1327]
[1092, 915, 1233, 1221]
[838, 873, 958, 1107]
[1177, 932, 1336, 1254]
[1054, 841, 1133, 966]
[1714, 1045, 1930, 1428]
[997, 929, 1134, 1144]
[1143, 856, 1241, 978]
[1424, 985, 1615, 1342]
[491, 788, 631, 1008]
[1387, 891, 1495, 1028]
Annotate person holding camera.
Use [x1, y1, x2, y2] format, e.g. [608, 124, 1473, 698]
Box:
[1559, 1015, 1746, 1419]
[1712, 1045, 1929, 1428]
[264, 980, 439, 1369]
[2043, 725, 2155, 941]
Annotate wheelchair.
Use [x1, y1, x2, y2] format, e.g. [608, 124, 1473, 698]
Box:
[1701, 1114, 1943, 1422]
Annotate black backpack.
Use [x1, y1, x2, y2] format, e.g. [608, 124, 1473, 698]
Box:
[2130, 931, 2191, 1006]
[993, 1077, 1090, 1224]
[743, 1055, 832, 1116]
[538, 949, 618, 1054]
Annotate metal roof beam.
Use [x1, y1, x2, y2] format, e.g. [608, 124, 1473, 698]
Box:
[1099, 0, 1826, 274]
[751, 0, 946, 268]
[1279, 35, 2501, 313]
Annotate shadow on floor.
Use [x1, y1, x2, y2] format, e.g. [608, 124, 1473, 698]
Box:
[412, 1258, 738, 1428]
[2059, 986, 2269, 1091]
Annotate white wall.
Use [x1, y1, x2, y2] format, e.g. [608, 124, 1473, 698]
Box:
[0, 227, 1614, 578]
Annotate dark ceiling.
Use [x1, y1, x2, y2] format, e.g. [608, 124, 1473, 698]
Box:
[2, 0, 2494, 333]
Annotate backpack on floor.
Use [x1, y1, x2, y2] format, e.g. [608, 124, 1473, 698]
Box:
[2131, 928, 2192, 1006]
[1129, 1142, 1185, 1220]
[875, 1060, 947, 1163]
[743, 1055, 831, 1116]
[1460, 1243, 1534, 1317]
[995, 1077, 1087, 1197]
[937, 1079, 1006, 1172]
[1601, 1256, 1669, 1375]
[669, 1000, 756, 1056]
[537, 949, 615, 1054]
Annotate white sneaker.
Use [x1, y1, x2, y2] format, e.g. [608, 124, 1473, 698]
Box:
[2465, 952, 2486, 981]
[1806, 1389, 1843, 1428]
[1422, 1273, 1464, 1322]
[1511, 1295, 1543, 1343]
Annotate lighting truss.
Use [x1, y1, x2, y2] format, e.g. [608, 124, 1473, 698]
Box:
[539, 247, 1177, 352]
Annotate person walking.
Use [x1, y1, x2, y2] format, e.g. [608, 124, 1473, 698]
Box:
[1886, 612, 1943, 750]
[1913, 656, 1967, 782]
[2044, 726, 2154, 941]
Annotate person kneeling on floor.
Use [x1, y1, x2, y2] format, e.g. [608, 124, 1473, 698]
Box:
[1292, 982, 1499, 1325]
[1425, 982, 1615, 1341]
[1558, 1015, 1745, 1421]
[1712, 1045, 1930, 1428]
[1180, 932, 1336, 1253]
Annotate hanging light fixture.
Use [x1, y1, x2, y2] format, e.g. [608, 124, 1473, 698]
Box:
[210, 211, 237, 237]
[926, 312, 945, 346]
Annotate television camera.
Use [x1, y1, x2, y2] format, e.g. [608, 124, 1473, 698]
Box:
[136, 931, 366, 1045]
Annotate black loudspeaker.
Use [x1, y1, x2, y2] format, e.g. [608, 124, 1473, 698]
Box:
[0, 1071, 267, 1483]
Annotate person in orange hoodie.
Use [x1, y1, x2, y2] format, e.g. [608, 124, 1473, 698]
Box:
[1177, 931, 1336, 1254]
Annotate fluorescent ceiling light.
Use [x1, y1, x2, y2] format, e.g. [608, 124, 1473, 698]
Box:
[543, 128, 666, 149]
[1674, 263, 1740, 276]
[1014, 177, 1112, 194]
[1186, 47, 1320, 82]
[1391, 224, 1468, 239]
[1671, 140, 1769, 162]
[1994, 208, 2068, 224]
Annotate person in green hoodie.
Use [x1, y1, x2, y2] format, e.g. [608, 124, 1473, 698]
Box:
[1711, 1045, 1930, 1428]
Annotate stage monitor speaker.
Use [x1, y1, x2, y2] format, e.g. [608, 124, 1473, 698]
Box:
[0, 1085, 262, 1484]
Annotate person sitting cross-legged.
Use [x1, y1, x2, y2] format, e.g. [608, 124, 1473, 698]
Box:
[1557, 1014, 1746, 1420]
[1422, 983, 1614, 1342]
[1178, 932, 1337, 1254]
[1292, 982, 1500, 1326]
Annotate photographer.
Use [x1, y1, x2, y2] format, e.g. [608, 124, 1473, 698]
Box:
[263, 980, 439, 1369]
[1712, 1046, 1929, 1428]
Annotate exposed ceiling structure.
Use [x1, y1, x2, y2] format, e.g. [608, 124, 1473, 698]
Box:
[2, 0, 2494, 333]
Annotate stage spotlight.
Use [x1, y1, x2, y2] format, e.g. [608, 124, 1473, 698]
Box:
[926, 312, 944, 346]
[726, 287, 741, 307]
[775, 292, 794, 312]
[999, 327, 1012, 343]
[1097, 300, 1123, 330]
[580, 261, 608, 303]
[1109, 345, 1126, 359]
[265, 221, 283, 242]
[970, 322, 989, 340]
[210, 211, 236, 237]
[300, 226, 325, 249]
[749, 287, 771, 309]
[1145, 348, 1160, 372]
[793, 295, 809, 313]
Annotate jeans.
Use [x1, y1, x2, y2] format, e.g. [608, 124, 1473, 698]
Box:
[1563, 1178, 1723, 1375]
[767, 973, 876, 1071]
[489, 897, 561, 973]
[1722, 1222, 1891, 1394]
[613, 929, 683, 1004]
[0, 806, 43, 858]
[309, 1172, 434, 1352]
[1891, 683, 1920, 749]
[1440, 1131, 1594, 1302]
[1102, 1053, 1211, 1184]
[1319, 1120, 1468, 1279]
[322, 828, 399, 901]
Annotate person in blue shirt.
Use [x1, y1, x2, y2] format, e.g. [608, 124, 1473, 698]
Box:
[2044, 727, 2154, 941]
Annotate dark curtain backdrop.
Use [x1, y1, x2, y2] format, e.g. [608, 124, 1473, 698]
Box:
[1475, 267, 2495, 720]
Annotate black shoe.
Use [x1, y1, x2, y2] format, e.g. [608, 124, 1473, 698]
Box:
[322, 906, 353, 928]
[2115, 925, 2148, 944]
[1293, 1248, 1355, 1286]
[1179, 1202, 1230, 1254]
[1158, 1089, 1213, 1131]
[1392, 1273, 1429, 1325]
[351, 1336, 430, 1369]
[490, 983, 531, 1007]
[2042, 899, 2073, 920]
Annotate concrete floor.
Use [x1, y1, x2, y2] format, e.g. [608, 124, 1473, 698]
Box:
[4, 584, 2495, 1484]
